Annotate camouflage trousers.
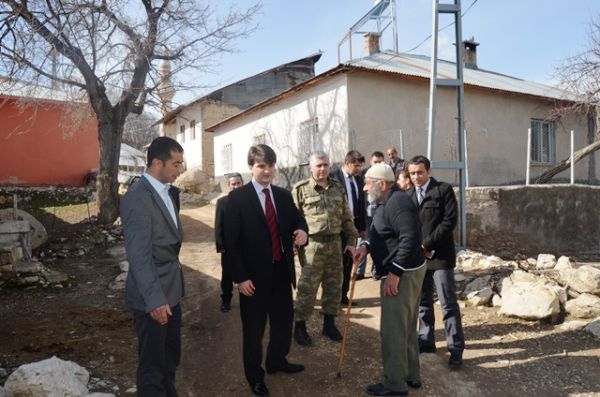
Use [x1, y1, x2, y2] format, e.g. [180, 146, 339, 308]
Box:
[295, 235, 343, 321]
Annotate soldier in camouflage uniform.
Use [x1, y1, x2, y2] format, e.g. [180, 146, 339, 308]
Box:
[292, 151, 358, 346]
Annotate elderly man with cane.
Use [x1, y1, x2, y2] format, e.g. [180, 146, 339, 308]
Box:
[355, 163, 426, 396]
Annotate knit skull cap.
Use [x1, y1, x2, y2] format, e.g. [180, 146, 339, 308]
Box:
[365, 163, 395, 182]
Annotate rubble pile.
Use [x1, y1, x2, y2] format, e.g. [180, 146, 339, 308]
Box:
[455, 251, 600, 337]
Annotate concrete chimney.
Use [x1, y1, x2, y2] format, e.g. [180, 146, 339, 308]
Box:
[462, 37, 479, 69]
[364, 32, 381, 56]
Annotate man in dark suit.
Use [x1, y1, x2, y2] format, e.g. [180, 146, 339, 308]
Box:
[121, 136, 185, 396]
[407, 155, 465, 367]
[333, 150, 366, 305]
[214, 172, 244, 313]
[225, 144, 308, 396]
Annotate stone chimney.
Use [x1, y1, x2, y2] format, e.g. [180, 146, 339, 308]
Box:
[462, 38, 479, 69]
[364, 32, 381, 56]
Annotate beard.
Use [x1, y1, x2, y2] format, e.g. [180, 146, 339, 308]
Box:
[367, 181, 384, 204]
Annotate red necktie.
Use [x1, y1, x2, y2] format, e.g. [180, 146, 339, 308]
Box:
[263, 188, 282, 262]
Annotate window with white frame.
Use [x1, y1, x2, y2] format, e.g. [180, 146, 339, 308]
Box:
[190, 120, 196, 140]
[178, 124, 185, 143]
[530, 119, 555, 163]
[221, 144, 233, 173]
[253, 133, 266, 145]
[297, 117, 320, 160]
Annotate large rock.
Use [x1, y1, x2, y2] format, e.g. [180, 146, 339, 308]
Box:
[560, 265, 600, 295]
[584, 317, 600, 338]
[467, 286, 494, 306]
[536, 254, 556, 270]
[4, 356, 89, 397]
[173, 166, 215, 195]
[456, 251, 512, 272]
[463, 275, 491, 297]
[499, 274, 560, 320]
[555, 256, 575, 271]
[564, 293, 600, 319]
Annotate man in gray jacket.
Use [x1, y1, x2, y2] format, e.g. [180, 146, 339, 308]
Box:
[121, 136, 185, 397]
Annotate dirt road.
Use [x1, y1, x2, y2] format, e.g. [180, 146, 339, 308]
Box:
[1, 205, 599, 396]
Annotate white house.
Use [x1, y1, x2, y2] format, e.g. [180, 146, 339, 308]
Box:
[207, 41, 594, 188]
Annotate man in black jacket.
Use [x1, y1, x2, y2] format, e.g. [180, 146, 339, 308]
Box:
[407, 155, 465, 367]
[214, 172, 243, 312]
[332, 150, 366, 305]
[356, 163, 426, 396]
[225, 145, 308, 396]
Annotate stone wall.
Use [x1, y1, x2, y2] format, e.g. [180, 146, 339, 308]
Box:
[466, 185, 600, 259]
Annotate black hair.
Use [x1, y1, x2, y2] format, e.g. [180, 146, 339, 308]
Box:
[146, 137, 183, 167]
[344, 150, 365, 164]
[407, 155, 431, 170]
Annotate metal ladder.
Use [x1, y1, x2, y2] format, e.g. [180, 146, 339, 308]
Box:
[427, 0, 467, 248]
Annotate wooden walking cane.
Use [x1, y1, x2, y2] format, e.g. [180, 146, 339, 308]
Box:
[336, 254, 360, 378]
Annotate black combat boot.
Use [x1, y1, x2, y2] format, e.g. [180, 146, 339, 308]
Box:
[322, 314, 342, 342]
[294, 321, 312, 346]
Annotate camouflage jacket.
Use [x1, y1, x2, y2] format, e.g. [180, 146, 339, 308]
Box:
[292, 176, 357, 246]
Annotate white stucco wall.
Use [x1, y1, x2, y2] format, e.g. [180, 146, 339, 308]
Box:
[213, 74, 350, 181]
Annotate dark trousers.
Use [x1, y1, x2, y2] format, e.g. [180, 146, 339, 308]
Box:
[341, 251, 353, 299]
[239, 262, 293, 385]
[418, 269, 465, 352]
[342, 219, 361, 299]
[220, 253, 234, 302]
[133, 304, 182, 397]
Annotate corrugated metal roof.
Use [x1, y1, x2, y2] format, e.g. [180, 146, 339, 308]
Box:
[206, 51, 580, 133]
[120, 143, 146, 168]
[346, 51, 577, 101]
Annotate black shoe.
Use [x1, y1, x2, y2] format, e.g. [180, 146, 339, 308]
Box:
[407, 379, 422, 388]
[322, 314, 343, 342]
[341, 296, 357, 306]
[366, 383, 408, 396]
[355, 274, 365, 281]
[250, 382, 269, 396]
[418, 342, 436, 353]
[220, 301, 231, 313]
[266, 362, 305, 374]
[293, 321, 312, 346]
[448, 350, 463, 367]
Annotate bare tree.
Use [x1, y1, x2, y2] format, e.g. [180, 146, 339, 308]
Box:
[0, 0, 260, 223]
[537, 18, 600, 184]
[122, 112, 159, 150]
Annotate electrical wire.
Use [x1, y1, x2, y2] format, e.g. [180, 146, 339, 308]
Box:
[404, 0, 480, 53]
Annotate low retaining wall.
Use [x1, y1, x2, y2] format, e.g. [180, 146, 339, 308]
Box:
[466, 185, 600, 260]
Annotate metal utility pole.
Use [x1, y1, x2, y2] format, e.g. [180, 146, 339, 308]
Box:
[427, 0, 467, 248]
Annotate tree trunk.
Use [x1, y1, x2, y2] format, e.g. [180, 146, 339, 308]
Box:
[96, 114, 124, 224]
[588, 109, 598, 183]
[535, 138, 600, 183]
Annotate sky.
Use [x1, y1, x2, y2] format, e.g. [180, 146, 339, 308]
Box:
[172, 0, 600, 106]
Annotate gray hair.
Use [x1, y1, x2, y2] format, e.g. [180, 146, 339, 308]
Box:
[309, 151, 329, 165]
[226, 172, 243, 181]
